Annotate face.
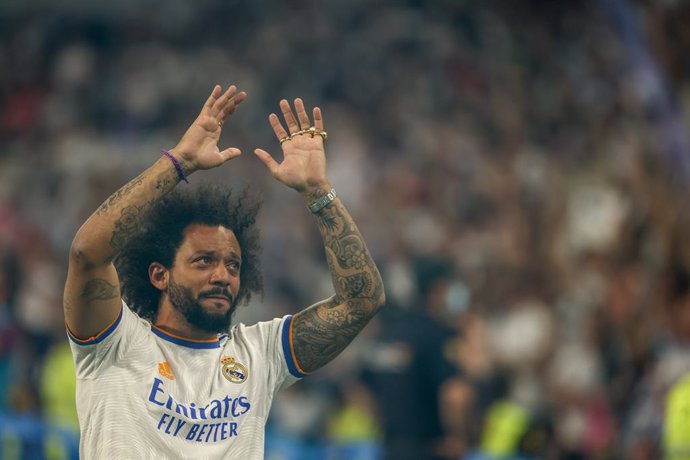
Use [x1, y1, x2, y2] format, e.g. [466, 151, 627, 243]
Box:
[165, 224, 242, 334]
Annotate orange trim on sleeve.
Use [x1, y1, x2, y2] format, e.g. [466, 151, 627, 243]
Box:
[289, 316, 311, 376]
[66, 305, 123, 342]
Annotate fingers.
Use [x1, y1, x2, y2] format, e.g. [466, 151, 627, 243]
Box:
[253, 148, 279, 177]
[213, 86, 236, 115]
[203, 85, 222, 111]
[269, 98, 325, 144]
[313, 107, 323, 132]
[219, 91, 246, 122]
[279, 99, 300, 134]
[220, 147, 242, 161]
[268, 113, 290, 141]
[212, 85, 238, 117]
[294, 98, 311, 130]
[202, 85, 247, 128]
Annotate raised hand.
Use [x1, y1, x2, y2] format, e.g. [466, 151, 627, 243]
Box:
[172, 85, 247, 172]
[254, 98, 329, 194]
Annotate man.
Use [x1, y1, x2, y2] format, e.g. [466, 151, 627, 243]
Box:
[63, 84, 385, 459]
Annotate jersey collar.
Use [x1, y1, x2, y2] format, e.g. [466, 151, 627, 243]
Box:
[150, 324, 223, 349]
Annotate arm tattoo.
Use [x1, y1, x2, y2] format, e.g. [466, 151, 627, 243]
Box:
[292, 199, 385, 373]
[292, 298, 371, 371]
[96, 174, 145, 215]
[96, 164, 178, 258]
[155, 175, 173, 191]
[80, 278, 119, 303]
[110, 203, 153, 254]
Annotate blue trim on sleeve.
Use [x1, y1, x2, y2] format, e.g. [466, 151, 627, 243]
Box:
[281, 315, 306, 378]
[67, 306, 123, 345]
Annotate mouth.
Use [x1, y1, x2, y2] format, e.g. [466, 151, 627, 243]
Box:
[202, 295, 232, 306]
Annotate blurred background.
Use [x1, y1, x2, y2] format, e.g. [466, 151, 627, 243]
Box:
[2, 0, 690, 459]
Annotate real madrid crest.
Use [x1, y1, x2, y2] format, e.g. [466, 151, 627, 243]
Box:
[221, 356, 248, 384]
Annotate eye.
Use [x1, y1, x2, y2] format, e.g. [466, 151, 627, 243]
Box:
[226, 261, 241, 272]
[195, 256, 213, 265]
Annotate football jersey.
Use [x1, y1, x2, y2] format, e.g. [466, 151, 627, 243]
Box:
[68, 301, 306, 459]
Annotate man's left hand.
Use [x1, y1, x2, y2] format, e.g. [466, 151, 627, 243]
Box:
[254, 98, 330, 195]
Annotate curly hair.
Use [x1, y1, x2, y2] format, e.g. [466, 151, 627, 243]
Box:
[114, 183, 263, 322]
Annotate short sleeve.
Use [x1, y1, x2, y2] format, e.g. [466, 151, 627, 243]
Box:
[67, 300, 148, 379]
[235, 315, 306, 394]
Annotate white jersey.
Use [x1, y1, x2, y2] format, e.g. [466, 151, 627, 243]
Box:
[68, 301, 305, 459]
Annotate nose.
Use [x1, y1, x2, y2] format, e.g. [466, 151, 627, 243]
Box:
[209, 264, 231, 286]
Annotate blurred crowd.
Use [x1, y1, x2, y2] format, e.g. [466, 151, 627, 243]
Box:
[2, 0, 690, 459]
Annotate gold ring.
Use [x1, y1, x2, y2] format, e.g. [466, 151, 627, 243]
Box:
[218, 120, 224, 127]
[288, 128, 327, 142]
[279, 135, 292, 144]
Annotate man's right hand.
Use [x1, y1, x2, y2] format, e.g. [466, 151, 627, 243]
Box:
[170, 85, 247, 172]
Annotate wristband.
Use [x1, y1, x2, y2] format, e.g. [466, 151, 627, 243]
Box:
[308, 188, 337, 214]
[161, 149, 189, 183]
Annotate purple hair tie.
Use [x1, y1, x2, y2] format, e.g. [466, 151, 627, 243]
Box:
[161, 149, 189, 183]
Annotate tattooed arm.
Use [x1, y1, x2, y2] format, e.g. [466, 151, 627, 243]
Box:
[254, 99, 385, 373]
[64, 85, 246, 338]
[291, 190, 385, 372]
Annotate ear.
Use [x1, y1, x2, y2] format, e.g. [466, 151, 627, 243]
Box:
[149, 262, 169, 291]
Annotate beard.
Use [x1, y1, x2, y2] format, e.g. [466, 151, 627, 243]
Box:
[167, 276, 238, 334]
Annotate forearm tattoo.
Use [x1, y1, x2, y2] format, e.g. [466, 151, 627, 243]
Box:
[292, 199, 385, 373]
[95, 173, 145, 216]
[102, 165, 178, 256]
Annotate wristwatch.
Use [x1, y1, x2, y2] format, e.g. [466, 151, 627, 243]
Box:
[308, 188, 337, 214]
